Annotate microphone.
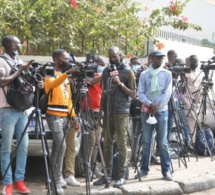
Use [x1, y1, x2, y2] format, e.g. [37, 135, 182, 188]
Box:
[110, 64, 118, 77]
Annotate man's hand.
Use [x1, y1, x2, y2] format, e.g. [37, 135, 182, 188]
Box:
[150, 104, 159, 115]
[37, 80, 44, 89]
[18, 60, 35, 71]
[71, 117, 80, 131]
[113, 76, 121, 86]
[66, 66, 80, 75]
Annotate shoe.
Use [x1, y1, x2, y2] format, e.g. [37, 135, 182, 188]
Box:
[94, 167, 104, 178]
[93, 176, 111, 186]
[14, 180, 30, 194]
[135, 170, 148, 179]
[55, 183, 64, 195]
[187, 144, 194, 153]
[150, 155, 161, 165]
[65, 175, 80, 186]
[163, 172, 173, 181]
[2, 184, 13, 195]
[60, 176, 67, 189]
[89, 170, 97, 179]
[113, 178, 125, 188]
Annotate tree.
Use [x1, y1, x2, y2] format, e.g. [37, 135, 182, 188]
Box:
[0, 0, 202, 57]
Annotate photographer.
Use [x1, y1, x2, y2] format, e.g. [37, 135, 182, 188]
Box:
[0, 35, 32, 195]
[44, 49, 79, 194]
[94, 46, 136, 188]
[183, 55, 201, 142]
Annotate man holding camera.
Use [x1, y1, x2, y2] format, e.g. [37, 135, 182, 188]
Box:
[94, 46, 136, 188]
[137, 50, 173, 181]
[44, 49, 79, 194]
[0, 35, 31, 195]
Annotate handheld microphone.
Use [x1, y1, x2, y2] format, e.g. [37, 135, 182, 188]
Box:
[110, 64, 118, 77]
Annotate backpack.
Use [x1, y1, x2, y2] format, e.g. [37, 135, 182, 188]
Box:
[195, 128, 215, 156]
[34, 88, 53, 114]
[0, 56, 34, 111]
[130, 98, 142, 117]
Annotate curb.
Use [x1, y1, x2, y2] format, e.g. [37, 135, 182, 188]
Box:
[121, 182, 183, 195]
[71, 175, 215, 195]
[177, 174, 215, 194]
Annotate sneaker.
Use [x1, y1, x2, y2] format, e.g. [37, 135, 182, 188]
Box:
[135, 170, 148, 179]
[93, 167, 104, 178]
[14, 180, 30, 194]
[93, 176, 111, 186]
[89, 170, 97, 179]
[55, 183, 64, 195]
[60, 176, 67, 189]
[2, 184, 13, 195]
[113, 178, 125, 188]
[163, 172, 173, 181]
[65, 175, 81, 186]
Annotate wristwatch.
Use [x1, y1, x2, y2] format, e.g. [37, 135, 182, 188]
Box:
[120, 82, 125, 87]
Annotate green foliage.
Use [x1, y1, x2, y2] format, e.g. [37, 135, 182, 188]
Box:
[0, 0, 202, 57]
[149, 0, 202, 31]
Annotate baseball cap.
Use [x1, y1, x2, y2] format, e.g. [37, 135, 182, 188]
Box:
[150, 50, 165, 57]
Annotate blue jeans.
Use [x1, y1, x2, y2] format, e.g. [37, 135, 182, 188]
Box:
[0, 107, 29, 185]
[140, 111, 171, 175]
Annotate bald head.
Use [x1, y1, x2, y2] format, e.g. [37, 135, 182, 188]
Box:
[2, 35, 20, 50]
[108, 46, 121, 66]
[94, 56, 105, 66]
[2, 35, 22, 57]
[108, 46, 120, 55]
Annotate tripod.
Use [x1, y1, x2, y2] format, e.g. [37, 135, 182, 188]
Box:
[72, 79, 110, 195]
[168, 77, 192, 169]
[2, 86, 55, 195]
[191, 68, 215, 159]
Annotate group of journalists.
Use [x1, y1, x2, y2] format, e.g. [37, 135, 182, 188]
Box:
[0, 35, 202, 195]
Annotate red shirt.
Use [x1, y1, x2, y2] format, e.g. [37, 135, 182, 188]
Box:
[82, 73, 102, 111]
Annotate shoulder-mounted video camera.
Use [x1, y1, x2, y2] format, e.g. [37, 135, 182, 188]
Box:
[65, 53, 97, 82]
[200, 56, 215, 71]
[22, 62, 55, 84]
[169, 62, 190, 79]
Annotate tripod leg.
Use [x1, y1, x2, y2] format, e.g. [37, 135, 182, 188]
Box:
[94, 129, 110, 188]
[127, 118, 141, 181]
[37, 113, 54, 195]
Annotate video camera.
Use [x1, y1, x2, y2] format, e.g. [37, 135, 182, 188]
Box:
[169, 63, 190, 74]
[200, 56, 215, 71]
[64, 53, 97, 82]
[22, 62, 55, 84]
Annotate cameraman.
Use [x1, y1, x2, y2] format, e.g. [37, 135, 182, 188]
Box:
[0, 35, 32, 195]
[44, 49, 79, 194]
[94, 46, 136, 188]
[183, 55, 201, 142]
